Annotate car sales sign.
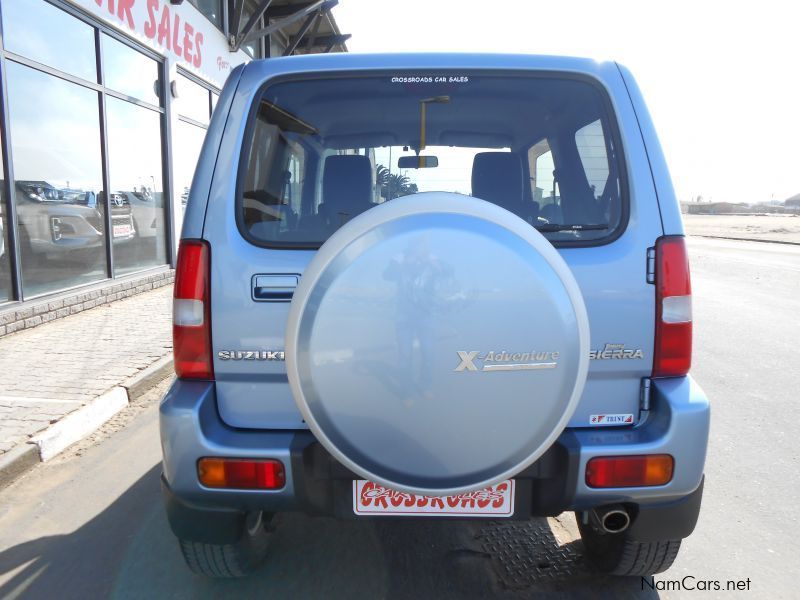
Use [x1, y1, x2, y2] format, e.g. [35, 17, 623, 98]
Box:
[70, 0, 249, 86]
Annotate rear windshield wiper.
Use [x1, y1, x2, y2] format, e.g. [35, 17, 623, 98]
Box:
[535, 223, 610, 233]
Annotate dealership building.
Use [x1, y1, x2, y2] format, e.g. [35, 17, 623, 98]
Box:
[0, 0, 348, 335]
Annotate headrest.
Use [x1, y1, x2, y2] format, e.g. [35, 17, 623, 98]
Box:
[322, 155, 373, 218]
[471, 152, 524, 212]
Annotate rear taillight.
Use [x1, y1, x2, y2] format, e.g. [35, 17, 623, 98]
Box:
[652, 236, 692, 377]
[174, 240, 213, 380]
[586, 454, 674, 488]
[197, 458, 286, 489]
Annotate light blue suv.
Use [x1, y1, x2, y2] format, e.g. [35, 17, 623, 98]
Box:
[160, 53, 709, 578]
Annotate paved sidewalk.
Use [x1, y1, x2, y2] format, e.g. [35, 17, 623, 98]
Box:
[0, 286, 172, 456]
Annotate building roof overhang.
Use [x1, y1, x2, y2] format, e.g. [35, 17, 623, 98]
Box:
[230, 0, 350, 55]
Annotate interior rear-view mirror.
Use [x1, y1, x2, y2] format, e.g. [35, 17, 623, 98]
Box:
[398, 155, 438, 169]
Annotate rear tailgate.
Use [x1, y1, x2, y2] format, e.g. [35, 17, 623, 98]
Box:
[204, 57, 664, 430]
[211, 242, 311, 428]
[207, 232, 660, 431]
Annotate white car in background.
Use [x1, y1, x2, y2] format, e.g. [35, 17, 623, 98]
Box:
[116, 191, 165, 241]
[15, 182, 135, 262]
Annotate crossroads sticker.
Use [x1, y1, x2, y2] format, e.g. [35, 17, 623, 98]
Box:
[590, 414, 634, 426]
[390, 75, 470, 83]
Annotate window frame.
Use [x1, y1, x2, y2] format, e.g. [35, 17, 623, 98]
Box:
[0, 0, 173, 303]
[176, 67, 221, 127]
[233, 0, 267, 60]
[187, 0, 225, 32]
[234, 69, 631, 251]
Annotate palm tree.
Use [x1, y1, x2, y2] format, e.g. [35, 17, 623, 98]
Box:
[376, 164, 418, 200]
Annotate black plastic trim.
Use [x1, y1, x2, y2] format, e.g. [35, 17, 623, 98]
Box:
[625, 476, 704, 542]
[162, 474, 246, 545]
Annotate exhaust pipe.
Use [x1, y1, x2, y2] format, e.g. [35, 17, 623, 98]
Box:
[589, 505, 631, 534]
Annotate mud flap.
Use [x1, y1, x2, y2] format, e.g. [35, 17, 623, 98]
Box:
[161, 475, 245, 545]
[626, 476, 705, 542]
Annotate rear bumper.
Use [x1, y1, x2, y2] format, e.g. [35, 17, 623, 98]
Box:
[160, 376, 709, 539]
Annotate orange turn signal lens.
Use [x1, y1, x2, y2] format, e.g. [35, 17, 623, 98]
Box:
[585, 454, 674, 488]
[197, 458, 286, 490]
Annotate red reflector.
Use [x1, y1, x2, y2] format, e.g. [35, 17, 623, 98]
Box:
[174, 240, 213, 380]
[653, 236, 692, 377]
[198, 458, 286, 490]
[586, 455, 674, 488]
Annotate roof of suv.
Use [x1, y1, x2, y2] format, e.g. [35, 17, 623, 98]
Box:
[241, 52, 624, 80]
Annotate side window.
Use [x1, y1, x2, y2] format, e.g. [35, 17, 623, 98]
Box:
[242, 119, 306, 238]
[575, 119, 610, 199]
[528, 140, 558, 211]
[285, 149, 305, 215]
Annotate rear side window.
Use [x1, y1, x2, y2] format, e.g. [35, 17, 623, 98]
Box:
[576, 119, 610, 194]
[238, 73, 627, 247]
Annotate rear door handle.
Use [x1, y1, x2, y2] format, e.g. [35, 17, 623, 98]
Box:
[252, 274, 299, 302]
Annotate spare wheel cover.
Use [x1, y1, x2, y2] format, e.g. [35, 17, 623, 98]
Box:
[286, 192, 589, 496]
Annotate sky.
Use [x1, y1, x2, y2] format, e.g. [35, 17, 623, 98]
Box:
[334, 0, 800, 204]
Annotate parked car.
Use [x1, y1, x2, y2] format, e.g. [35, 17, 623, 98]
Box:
[115, 190, 164, 240]
[15, 182, 135, 261]
[160, 54, 709, 579]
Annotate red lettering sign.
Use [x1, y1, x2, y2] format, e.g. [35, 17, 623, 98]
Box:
[117, 0, 135, 28]
[95, 0, 205, 69]
[359, 481, 511, 511]
[172, 13, 183, 56]
[194, 32, 203, 68]
[144, 0, 158, 38]
[158, 5, 171, 50]
[183, 22, 194, 64]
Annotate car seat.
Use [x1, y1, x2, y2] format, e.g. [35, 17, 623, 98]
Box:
[471, 152, 539, 223]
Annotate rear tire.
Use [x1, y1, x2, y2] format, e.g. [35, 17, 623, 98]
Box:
[577, 514, 682, 576]
[178, 511, 271, 578]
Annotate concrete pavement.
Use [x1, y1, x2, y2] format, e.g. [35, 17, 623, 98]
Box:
[0, 236, 797, 598]
[0, 381, 654, 600]
[667, 237, 799, 597]
[0, 285, 172, 465]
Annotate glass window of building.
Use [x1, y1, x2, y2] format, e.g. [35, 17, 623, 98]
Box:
[174, 72, 218, 229]
[105, 98, 167, 276]
[174, 121, 208, 223]
[1, 0, 97, 82]
[189, 0, 223, 29]
[5, 62, 107, 298]
[270, 32, 287, 58]
[239, 1, 265, 58]
[177, 74, 212, 125]
[102, 35, 161, 105]
[0, 128, 10, 303]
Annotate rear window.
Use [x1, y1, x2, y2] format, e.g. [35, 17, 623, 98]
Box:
[238, 72, 626, 247]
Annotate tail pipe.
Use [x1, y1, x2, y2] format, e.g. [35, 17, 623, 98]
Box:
[589, 504, 631, 534]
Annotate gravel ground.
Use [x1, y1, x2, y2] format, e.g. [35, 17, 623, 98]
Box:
[683, 213, 800, 244]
